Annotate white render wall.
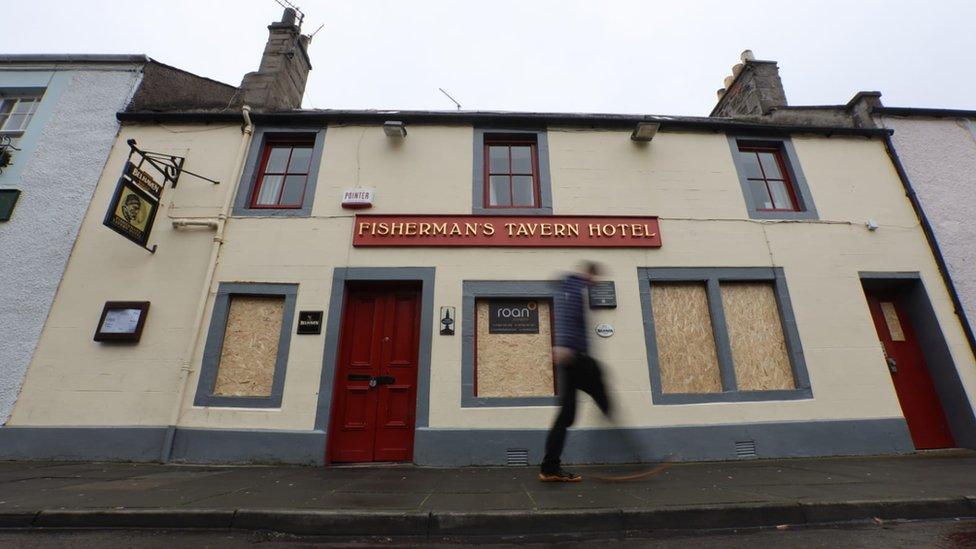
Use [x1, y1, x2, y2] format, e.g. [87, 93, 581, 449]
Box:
[880, 116, 976, 336]
[0, 68, 142, 423]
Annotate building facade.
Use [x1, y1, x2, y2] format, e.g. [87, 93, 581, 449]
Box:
[0, 55, 237, 427]
[873, 108, 976, 354]
[2, 104, 975, 465]
[0, 55, 145, 426]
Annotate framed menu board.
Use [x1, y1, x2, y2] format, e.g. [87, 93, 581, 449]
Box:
[93, 301, 150, 342]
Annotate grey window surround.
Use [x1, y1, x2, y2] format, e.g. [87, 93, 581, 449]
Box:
[462, 280, 561, 407]
[472, 128, 553, 215]
[727, 135, 819, 220]
[638, 267, 812, 405]
[232, 126, 326, 218]
[194, 282, 298, 408]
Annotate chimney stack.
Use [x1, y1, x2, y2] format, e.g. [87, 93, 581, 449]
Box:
[710, 50, 787, 117]
[239, 8, 312, 111]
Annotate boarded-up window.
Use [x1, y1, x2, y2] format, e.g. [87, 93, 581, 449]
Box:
[721, 282, 795, 391]
[213, 295, 285, 397]
[476, 299, 554, 397]
[651, 283, 723, 394]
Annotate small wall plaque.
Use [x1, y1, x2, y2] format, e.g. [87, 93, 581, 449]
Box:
[589, 281, 617, 309]
[595, 323, 615, 338]
[341, 187, 375, 209]
[440, 306, 456, 336]
[94, 301, 150, 342]
[297, 311, 323, 335]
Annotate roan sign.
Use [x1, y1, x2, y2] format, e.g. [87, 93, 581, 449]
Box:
[488, 300, 540, 334]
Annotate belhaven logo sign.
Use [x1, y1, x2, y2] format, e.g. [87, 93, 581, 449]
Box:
[353, 215, 661, 248]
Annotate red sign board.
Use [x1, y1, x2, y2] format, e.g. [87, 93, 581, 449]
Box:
[353, 215, 661, 248]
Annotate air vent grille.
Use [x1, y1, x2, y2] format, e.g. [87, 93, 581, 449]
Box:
[506, 448, 529, 466]
[735, 440, 757, 459]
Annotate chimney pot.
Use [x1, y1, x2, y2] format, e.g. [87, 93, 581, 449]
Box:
[723, 75, 735, 88]
[281, 8, 297, 26]
[717, 88, 726, 99]
[740, 49, 755, 62]
[732, 63, 744, 76]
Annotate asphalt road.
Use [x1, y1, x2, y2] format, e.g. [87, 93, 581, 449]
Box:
[1, 518, 975, 548]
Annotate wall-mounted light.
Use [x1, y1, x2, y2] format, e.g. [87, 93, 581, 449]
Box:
[383, 120, 407, 138]
[631, 122, 660, 142]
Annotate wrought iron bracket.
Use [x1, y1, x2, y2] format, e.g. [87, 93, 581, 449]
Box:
[126, 139, 220, 188]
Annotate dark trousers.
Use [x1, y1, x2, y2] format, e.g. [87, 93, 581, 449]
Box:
[542, 353, 612, 473]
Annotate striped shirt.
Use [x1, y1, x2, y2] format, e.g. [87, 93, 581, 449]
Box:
[554, 274, 589, 353]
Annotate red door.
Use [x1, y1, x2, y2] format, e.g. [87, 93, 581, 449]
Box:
[865, 290, 955, 449]
[329, 283, 421, 463]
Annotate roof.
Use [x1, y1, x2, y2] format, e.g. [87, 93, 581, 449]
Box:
[117, 108, 892, 137]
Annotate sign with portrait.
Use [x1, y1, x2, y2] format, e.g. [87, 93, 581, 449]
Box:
[488, 300, 540, 334]
[103, 162, 161, 249]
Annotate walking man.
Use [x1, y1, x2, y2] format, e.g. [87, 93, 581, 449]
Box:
[539, 261, 613, 482]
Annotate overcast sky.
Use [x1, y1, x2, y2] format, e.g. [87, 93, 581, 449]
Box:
[2, 1, 974, 115]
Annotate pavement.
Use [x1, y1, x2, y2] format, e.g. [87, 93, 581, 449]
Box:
[1, 451, 975, 541]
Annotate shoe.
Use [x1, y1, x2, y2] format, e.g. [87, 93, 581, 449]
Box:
[538, 469, 582, 482]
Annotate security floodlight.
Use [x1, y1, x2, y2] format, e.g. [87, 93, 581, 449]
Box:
[631, 122, 660, 142]
[383, 121, 407, 138]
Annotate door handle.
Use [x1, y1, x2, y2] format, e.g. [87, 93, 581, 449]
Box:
[886, 357, 898, 374]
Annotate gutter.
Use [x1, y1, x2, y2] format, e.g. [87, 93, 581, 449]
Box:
[116, 110, 892, 138]
[874, 106, 976, 119]
[882, 134, 976, 360]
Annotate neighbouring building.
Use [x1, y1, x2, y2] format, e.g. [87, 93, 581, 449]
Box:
[0, 55, 235, 426]
[711, 52, 976, 456]
[2, 20, 974, 466]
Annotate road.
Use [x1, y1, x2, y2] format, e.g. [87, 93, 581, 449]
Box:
[1, 518, 975, 547]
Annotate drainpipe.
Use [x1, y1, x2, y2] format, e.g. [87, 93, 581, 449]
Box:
[160, 105, 254, 462]
[882, 133, 976, 361]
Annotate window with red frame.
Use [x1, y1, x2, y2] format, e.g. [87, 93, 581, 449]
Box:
[249, 138, 314, 208]
[736, 143, 801, 212]
[484, 136, 539, 208]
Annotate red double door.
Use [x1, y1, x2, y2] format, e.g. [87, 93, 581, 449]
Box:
[865, 289, 955, 449]
[329, 283, 421, 463]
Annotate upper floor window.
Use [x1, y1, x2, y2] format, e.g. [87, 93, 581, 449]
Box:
[728, 136, 819, 221]
[472, 129, 553, 215]
[249, 137, 314, 209]
[0, 96, 40, 134]
[736, 144, 798, 212]
[484, 135, 539, 208]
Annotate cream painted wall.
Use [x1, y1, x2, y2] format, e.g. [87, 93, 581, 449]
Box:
[9, 123, 243, 426]
[13, 123, 976, 437]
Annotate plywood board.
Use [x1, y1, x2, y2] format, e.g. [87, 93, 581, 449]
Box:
[651, 283, 723, 394]
[476, 300, 555, 397]
[213, 296, 284, 397]
[721, 282, 795, 391]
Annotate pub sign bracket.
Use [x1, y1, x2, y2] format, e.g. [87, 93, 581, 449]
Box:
[126, 139, 220, 189]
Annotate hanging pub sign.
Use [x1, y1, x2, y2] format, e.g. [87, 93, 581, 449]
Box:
[104, 163, 161, 251]
[103, 139, 220, 253]
[353, 215, 662, 248]
[489, 300, 540, 334]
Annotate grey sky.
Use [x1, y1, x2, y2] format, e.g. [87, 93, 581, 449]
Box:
[2, 1, 974, 115]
